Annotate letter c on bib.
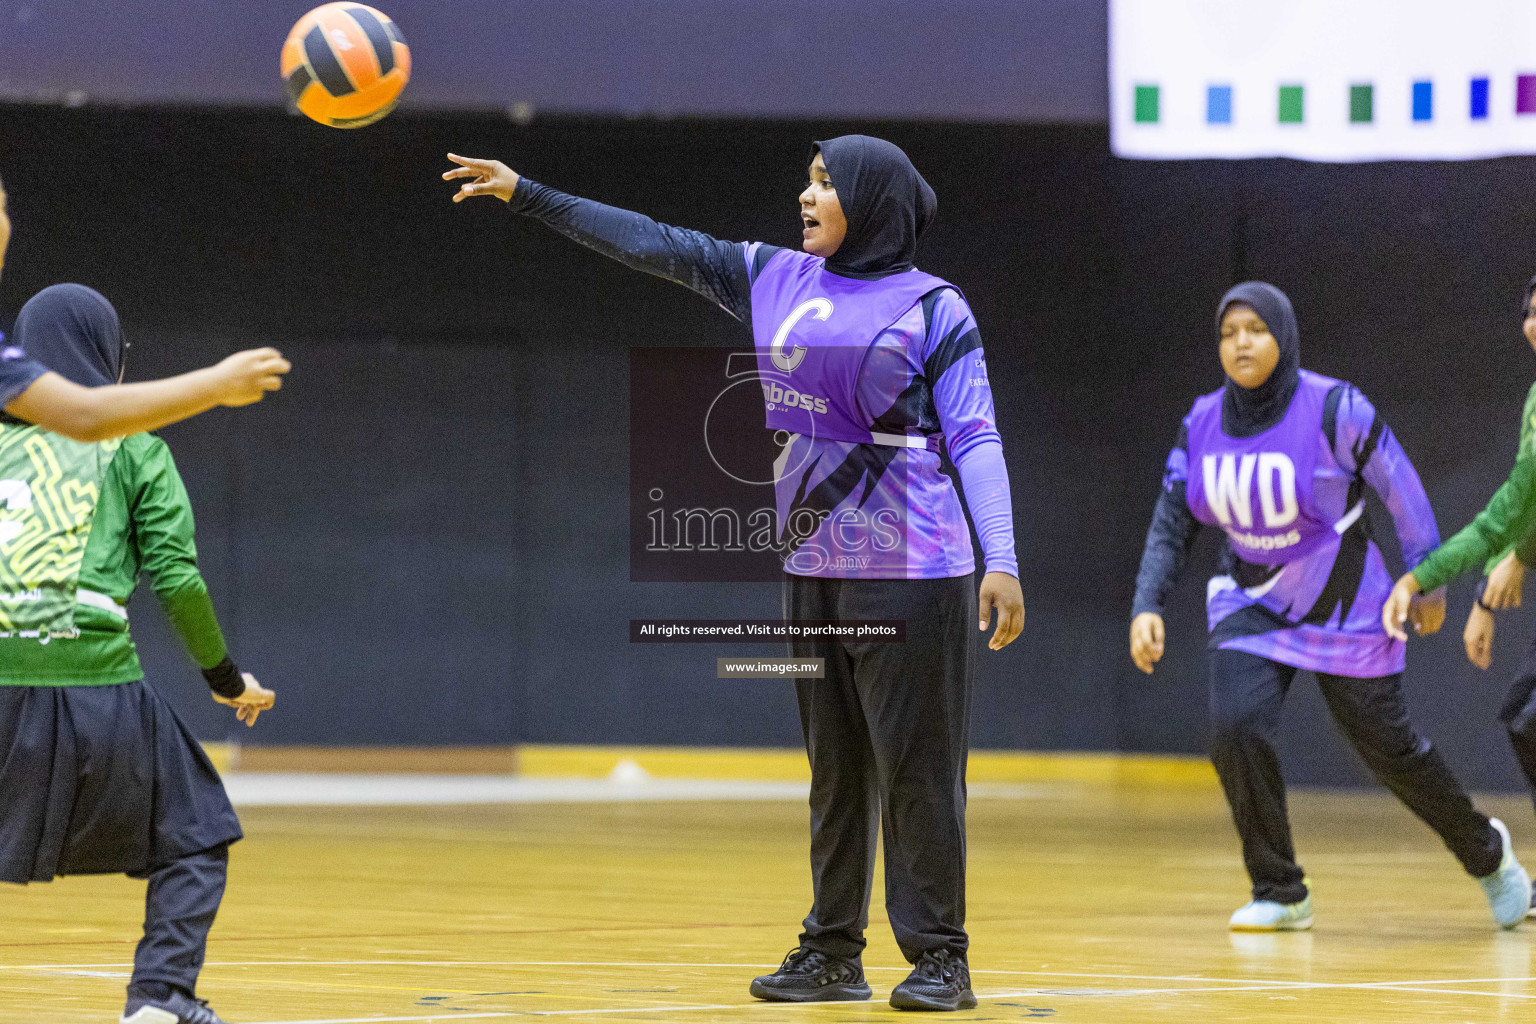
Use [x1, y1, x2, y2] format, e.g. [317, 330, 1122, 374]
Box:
[770, 298, 832, 372]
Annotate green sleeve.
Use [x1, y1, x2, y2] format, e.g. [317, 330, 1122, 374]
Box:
[1517, 515, 1536, 567]
[1415, 448, 1536, 592]
[131, 437, 229, 669]
[1485, 383, 1536, 573]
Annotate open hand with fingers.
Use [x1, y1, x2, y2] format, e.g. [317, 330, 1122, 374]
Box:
[212, 672, 276, 727]
[443, 153, 520, 202]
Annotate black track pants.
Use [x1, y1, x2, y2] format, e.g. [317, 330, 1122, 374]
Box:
[1499, 635, 1536, 812]
[785, 572, 976, 964]
[1208, 649, 1501, 905]
[130, 843, 229, 996]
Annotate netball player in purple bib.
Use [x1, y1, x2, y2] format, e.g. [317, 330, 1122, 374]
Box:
[1131, 282, 1530, 930]
[444, 138, 1022, 1010]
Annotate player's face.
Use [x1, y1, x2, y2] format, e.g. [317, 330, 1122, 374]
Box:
[799, 153, 846, 258]
[0, 182, 10, 282]
[1523, 293, 1536, 352]
[1219, 303, 1280, 389]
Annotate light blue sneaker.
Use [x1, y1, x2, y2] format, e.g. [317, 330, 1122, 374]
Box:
[1477, 818, 1531, 930]
[1229, 885, 1313, 932]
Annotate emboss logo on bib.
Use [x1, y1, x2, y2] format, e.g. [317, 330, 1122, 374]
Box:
[759, 381, 829, 415]
[1202, 452, 1302, 551]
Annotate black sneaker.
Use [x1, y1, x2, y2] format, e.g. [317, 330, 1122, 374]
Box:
[749, 946, 872, 1002]
[121, 990, 231, 1024]
[889, 949, 976, 1011]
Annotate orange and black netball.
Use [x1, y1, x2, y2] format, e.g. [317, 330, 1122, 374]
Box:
[281, 4, 410, 128]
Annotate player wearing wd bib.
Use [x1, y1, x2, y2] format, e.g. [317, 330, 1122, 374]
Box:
[0, 286, 275, 1024]
[1132, 282, 1529, 932]
[1183, 367, 1396, 673]
[445, 135, 1021, 1011]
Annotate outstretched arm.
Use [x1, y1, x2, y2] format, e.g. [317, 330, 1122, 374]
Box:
[443, 154, 754, 322]
[3, 349, 290, 442]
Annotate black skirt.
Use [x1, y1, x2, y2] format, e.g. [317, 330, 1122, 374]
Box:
[0, 680, 242, 883]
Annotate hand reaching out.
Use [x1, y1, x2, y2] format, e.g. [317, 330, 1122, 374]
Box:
[443, 153, 520, 203]
[214, 349, 290, 407]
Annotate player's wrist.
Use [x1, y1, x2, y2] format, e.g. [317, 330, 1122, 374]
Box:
[203, 656, 246, 699]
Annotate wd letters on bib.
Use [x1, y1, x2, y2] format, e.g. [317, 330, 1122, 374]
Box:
[1137, 281, 1443, 678]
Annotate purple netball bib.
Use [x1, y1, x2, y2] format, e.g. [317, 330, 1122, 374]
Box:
[749, 250, 948, 443]
[1184, 370, 1342, 565]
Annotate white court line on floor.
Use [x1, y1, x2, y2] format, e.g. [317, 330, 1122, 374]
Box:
[13, 959, 1535, 1021]
[10, 960, 1536, 990]
[222, 775, 807, 806]
[219, 775, 1059, 807]
[238, 977, 1536, 1024]
[0, 960, 1374, 985]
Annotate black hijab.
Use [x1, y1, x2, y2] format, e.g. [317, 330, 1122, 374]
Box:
[1216, 281, 1301, 438]
[1521, 274, 1536, 323]
[813, 135, 937, 277]
[13, 284, 125, 387]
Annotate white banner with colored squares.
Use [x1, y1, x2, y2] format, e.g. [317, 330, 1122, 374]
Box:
[1111, 0, 1536, 161]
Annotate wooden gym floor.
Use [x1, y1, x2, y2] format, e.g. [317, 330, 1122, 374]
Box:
[4, 784, 1536, 1023]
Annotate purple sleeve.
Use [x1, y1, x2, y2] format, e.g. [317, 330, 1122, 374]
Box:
[926, 290, 1017, 577]
[1336, 385, 1441, 570]
[0, 342, 47, 408]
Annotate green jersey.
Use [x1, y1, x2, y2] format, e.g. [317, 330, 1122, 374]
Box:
[1413, 381, 1536, 592]
[0, 423, 228, 686]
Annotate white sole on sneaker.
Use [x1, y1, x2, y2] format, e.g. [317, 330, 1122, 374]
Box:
[121, 1008, 179, 1024]
[1230, 916, 1313, 933]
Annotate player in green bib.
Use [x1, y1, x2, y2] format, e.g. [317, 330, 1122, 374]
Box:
[1384, 275, 1536, 921]
[0, 285, 274, 1024]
